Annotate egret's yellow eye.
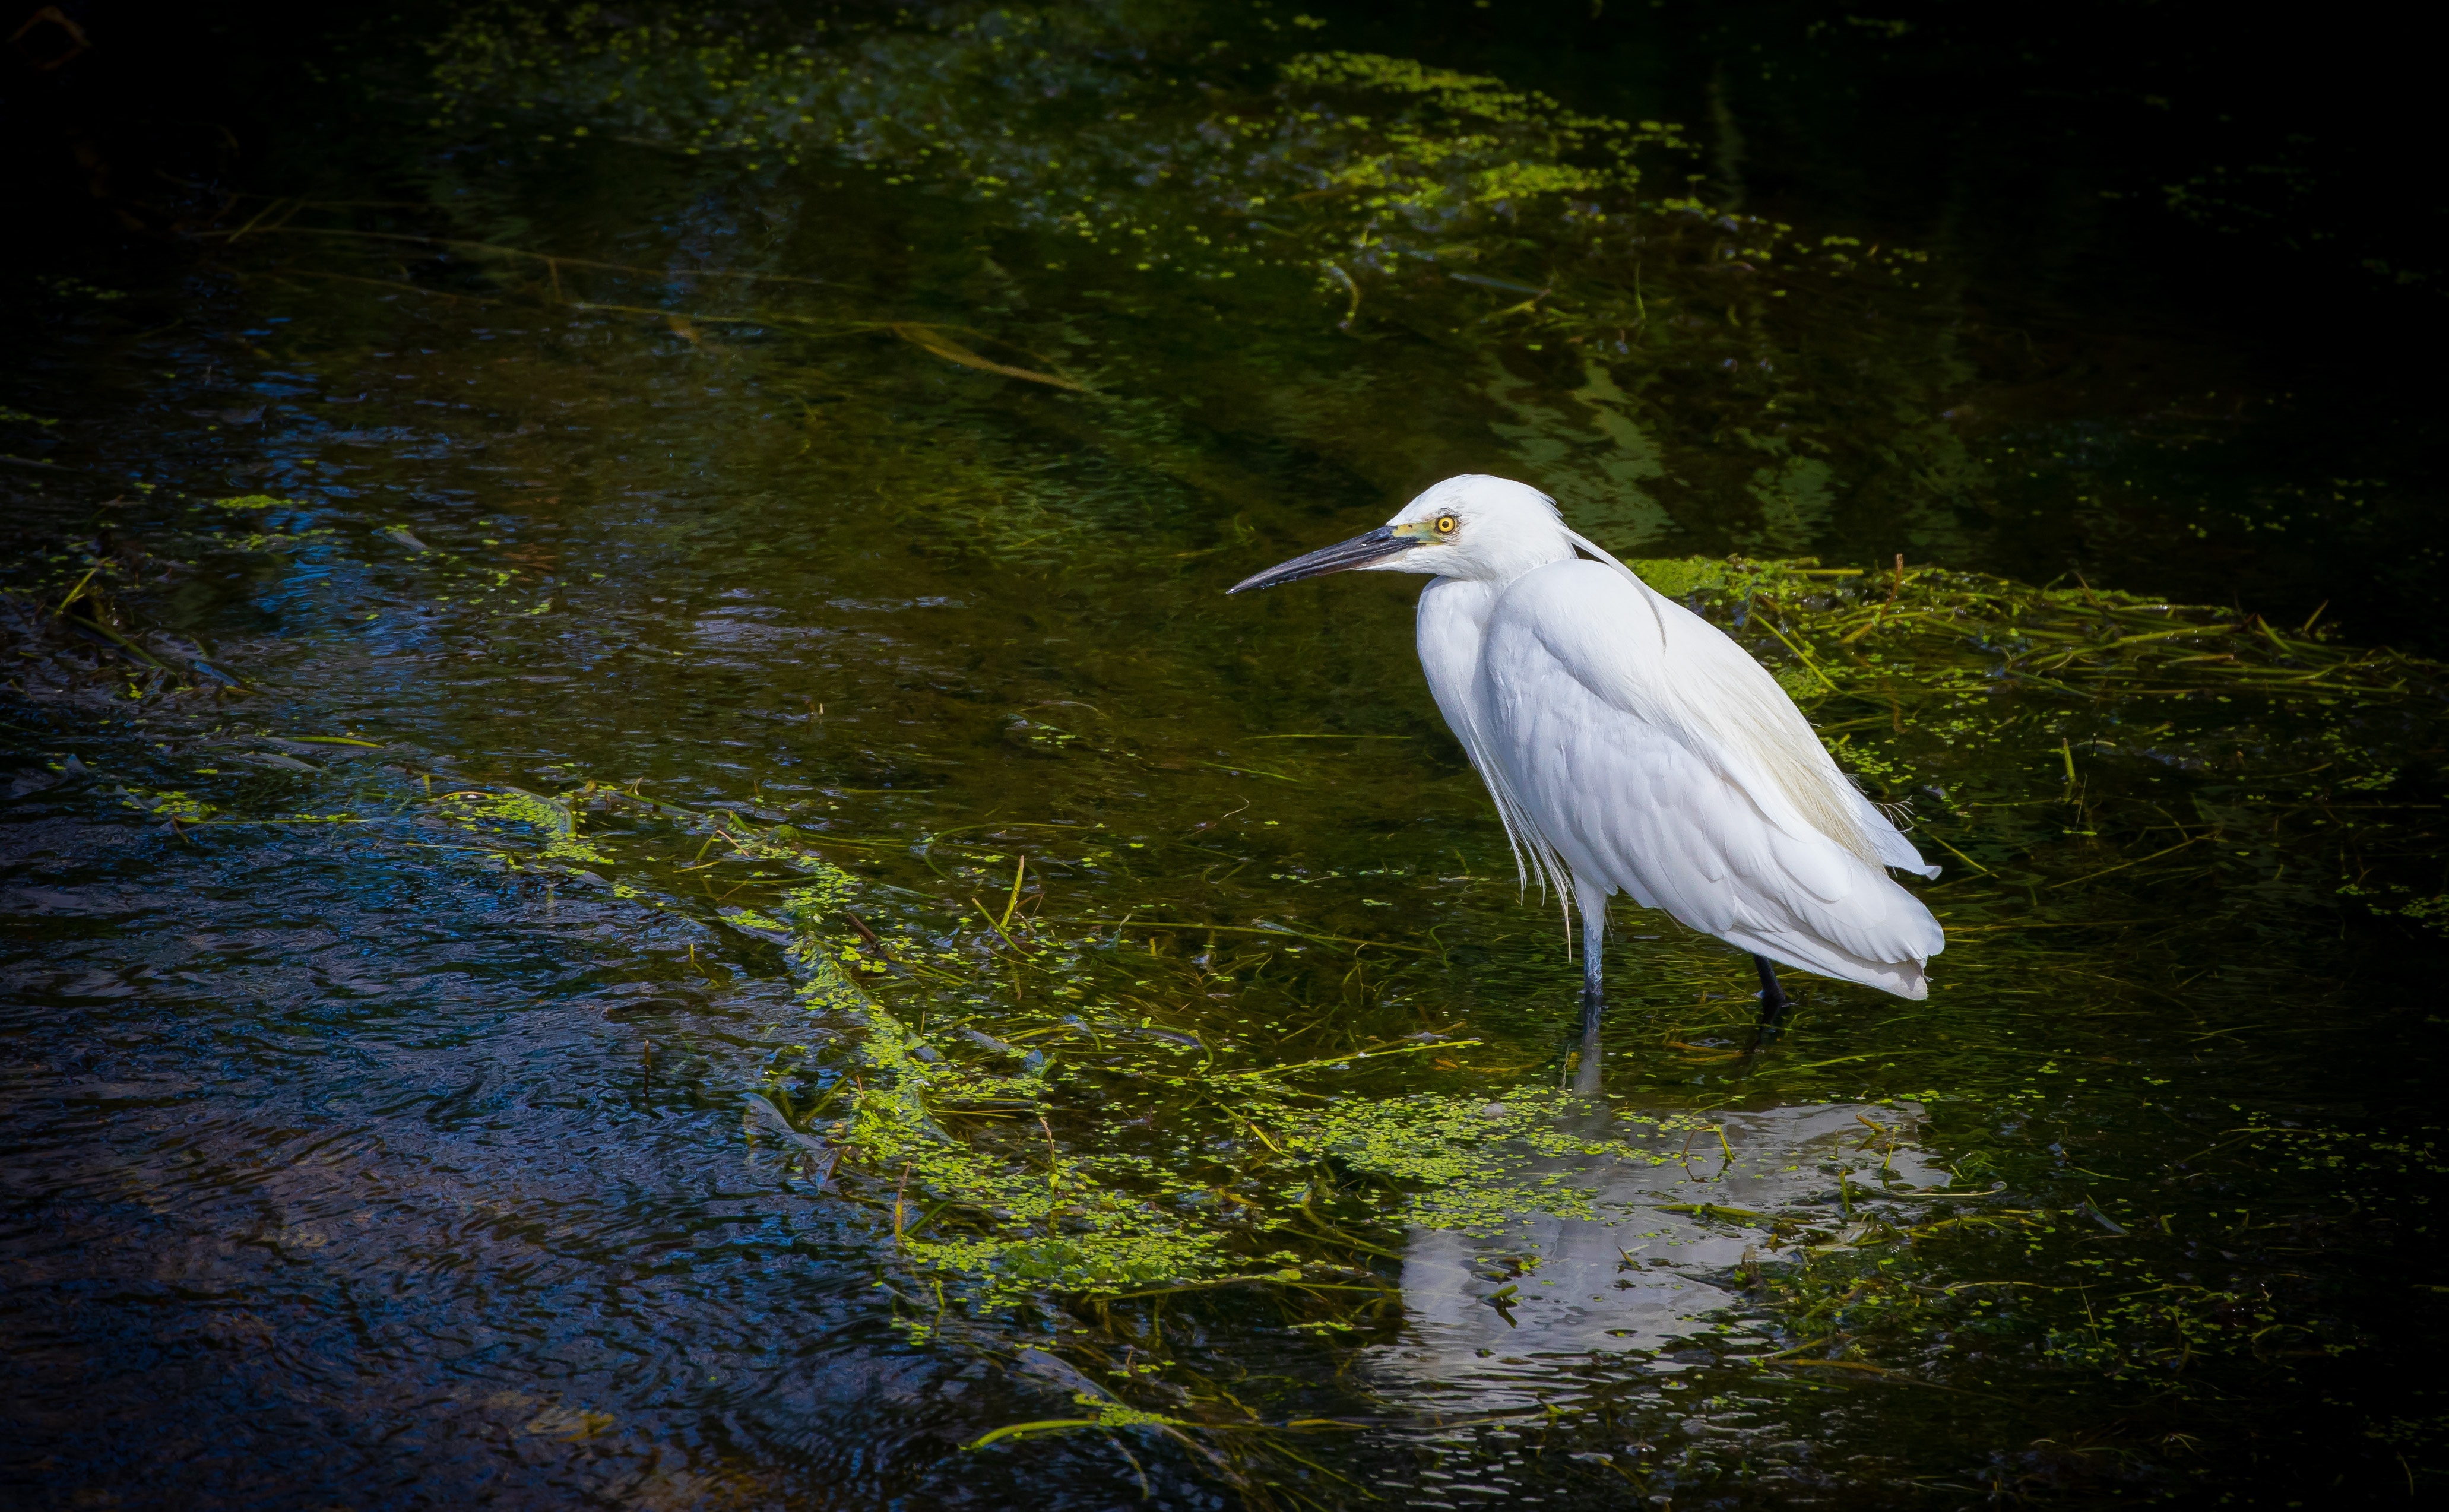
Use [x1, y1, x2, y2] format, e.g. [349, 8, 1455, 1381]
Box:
[1434, 515, 1459, 535]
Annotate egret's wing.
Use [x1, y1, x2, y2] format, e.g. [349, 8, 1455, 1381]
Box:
[1534, 558, 1937, 878]
[1479, 561, 1942, 995]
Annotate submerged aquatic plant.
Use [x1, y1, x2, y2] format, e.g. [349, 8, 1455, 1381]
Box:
[235, 0, 2070, 575]
[424, 3, 1694, 281]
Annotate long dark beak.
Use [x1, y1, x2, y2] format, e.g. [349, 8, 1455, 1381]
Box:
[1227, 526, 1418, 594]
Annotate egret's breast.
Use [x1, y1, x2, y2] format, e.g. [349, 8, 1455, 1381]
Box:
[1414, 576, 1499, 743]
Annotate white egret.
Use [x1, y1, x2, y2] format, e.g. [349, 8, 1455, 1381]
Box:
[1230, 474, 1942, 1037]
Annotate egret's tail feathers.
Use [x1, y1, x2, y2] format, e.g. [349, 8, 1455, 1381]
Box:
[1852, 788, 1942, 879]
[1725, 926, 1932, 1001]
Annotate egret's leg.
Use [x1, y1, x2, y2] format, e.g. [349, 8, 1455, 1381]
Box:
[1754, 955, 1792, 1031]
[1572, 892, 1608, 1093]
[1577, 889, 1608, 1041]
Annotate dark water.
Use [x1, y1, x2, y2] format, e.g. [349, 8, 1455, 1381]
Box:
[7, 3, 2448, 1507]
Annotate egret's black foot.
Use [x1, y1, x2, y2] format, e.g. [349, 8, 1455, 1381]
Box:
[1753, 955, 1792, 1042]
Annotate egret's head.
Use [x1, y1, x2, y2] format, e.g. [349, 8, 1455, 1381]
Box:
[1227, 474, 1575, 594]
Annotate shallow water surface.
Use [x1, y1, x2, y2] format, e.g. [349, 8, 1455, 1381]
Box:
[7, 4, 2448, 1507]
